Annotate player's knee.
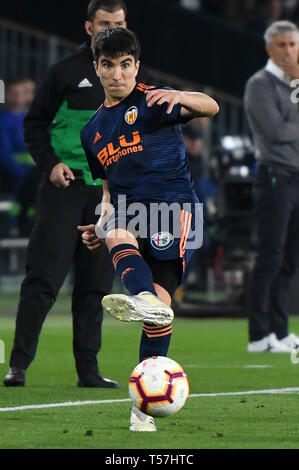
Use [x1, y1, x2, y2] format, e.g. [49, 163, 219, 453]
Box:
[106, 229, 138, 251]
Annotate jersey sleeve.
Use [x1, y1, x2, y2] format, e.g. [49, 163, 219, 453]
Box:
[81, 130, 106, 180]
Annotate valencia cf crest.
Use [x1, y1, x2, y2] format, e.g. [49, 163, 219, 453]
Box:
[150, 232, 174, 250]
[125, 106, 138, 125]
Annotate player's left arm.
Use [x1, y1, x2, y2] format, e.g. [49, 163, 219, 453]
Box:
[77, 180, 113, 251]
[145, 89, 219, 118]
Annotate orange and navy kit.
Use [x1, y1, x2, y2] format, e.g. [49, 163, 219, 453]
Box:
[81, 83, 203, 276]
[81, 84, 198, 206]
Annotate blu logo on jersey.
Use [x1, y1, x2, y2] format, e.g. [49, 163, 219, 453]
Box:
[97, 131, 143, 168]
[125, 106, 138, 125]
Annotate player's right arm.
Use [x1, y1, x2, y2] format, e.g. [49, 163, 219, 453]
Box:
[24, 63, 74, 188]
[145, 88, 219, 119]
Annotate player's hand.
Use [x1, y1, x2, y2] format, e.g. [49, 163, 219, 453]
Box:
[145, 89, 182, 114]
[77, 224, 103, 251]
[50, 163, 75, 188]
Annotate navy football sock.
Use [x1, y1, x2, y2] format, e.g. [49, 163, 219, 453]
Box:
[139, 323, 172, 361]
[110, 244, 156, 296]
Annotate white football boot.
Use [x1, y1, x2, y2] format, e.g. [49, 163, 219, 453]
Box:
[247, 333, 291, 353]
[280, 333, 299, 351]
[129, 405, 157, 432]
[102, 291, 173, 326]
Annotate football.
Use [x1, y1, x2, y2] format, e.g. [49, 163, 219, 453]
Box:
[128, 356, 190, 417]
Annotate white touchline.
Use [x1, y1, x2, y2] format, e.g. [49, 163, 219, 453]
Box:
[189, 387, 299, 397]
[0, 387, 299, 412]
[0, 398, 131, 412]
[244, 365, 273, 369]
[185, 365, 273, 369]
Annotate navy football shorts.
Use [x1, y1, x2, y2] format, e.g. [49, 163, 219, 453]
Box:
[104, 202, 203, 296]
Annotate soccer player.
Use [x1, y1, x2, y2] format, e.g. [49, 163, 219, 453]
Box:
[79, 28, 219, 431]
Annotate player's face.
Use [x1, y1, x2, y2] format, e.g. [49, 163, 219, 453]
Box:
[95, 54, 140, 102]
[85, 9, 127, 48]
[266, 33, 299, 67]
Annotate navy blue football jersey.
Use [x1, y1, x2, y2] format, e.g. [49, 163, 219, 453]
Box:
[81, 83, 198, 207]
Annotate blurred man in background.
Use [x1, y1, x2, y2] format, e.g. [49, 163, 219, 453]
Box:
[245, 20, 299, 353]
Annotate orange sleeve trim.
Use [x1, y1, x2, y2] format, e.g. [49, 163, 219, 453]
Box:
[137, 83, 155, 89]
[136, 83, 156, 93]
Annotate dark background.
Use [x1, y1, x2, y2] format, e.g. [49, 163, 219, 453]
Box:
[0, 0, 267, 97]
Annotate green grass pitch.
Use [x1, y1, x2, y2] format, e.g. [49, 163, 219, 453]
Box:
[1, 293, 299, 449]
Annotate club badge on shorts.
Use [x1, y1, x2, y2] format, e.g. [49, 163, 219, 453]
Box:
[125, 106, 138, 125]
[151, 232, 174, 250]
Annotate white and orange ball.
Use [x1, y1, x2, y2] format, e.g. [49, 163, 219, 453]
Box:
[128, 356, 190, 417]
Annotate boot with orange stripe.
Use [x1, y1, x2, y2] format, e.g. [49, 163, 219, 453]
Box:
[102, 291, 173, 326]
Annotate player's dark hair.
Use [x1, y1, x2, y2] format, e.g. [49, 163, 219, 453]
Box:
[87, 0, 127, 21]
[93, 27, 140, 63]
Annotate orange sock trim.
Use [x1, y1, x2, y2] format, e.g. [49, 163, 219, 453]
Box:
[143, 324, 172, 338]
[112, 249, 141, 268]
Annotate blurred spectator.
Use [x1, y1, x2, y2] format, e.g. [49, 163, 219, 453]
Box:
[23, 79, 36, 110]
[0, 78, 38, 235]
[183, 124, 206, 179]
[247, 0, 284, 35]
[11, 166, 39, 236]
[180, 0, 201, 12]
[200, 0, 297, 33]
[183, 123, 218, 208]
[284, 0, 299, 20]
[201, 0, 227, 19]
[201, 0, 255, 27]
[183, 124, 219, 290]
[0, 78, 34, 191]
